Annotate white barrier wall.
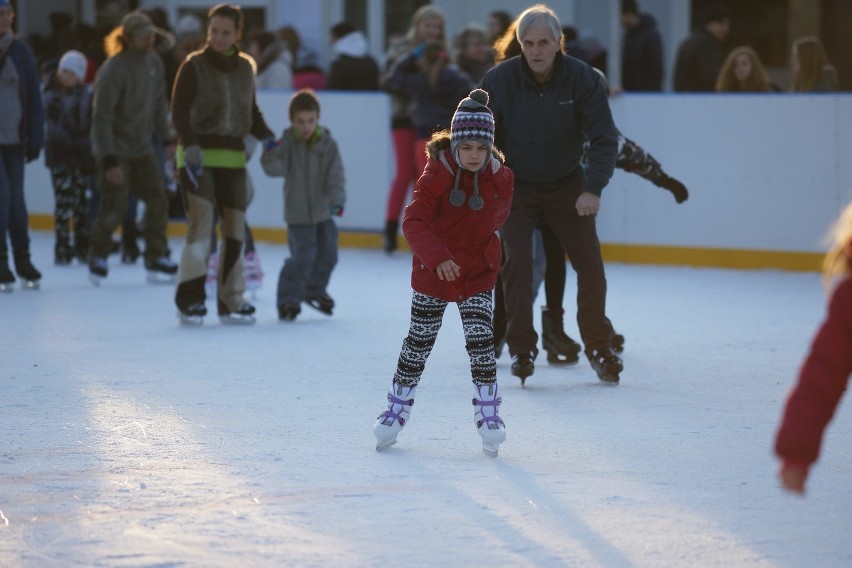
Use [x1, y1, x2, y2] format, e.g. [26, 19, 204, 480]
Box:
[24, 93, 852, 261]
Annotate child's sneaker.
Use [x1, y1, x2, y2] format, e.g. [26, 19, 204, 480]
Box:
[243, 251, 263, 298]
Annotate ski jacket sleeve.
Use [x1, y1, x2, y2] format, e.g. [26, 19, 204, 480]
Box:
[774, 277, 852, 466]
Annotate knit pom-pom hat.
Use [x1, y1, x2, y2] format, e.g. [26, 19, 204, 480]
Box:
[450, 88, 495, 168]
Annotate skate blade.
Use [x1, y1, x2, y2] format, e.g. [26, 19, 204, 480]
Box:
[0, 284, 13, 293]
[375, 438, 397, 452]
[22, 280, 40, 290]
[597, 373, 620, 385]
[179, 315, 204, 327]
[147, 271, 177, 285]
[219, 314, 256, 326]
[88, 273, 104, 287]
[546, 352, 579, 365]
[482, 444, 499, 457]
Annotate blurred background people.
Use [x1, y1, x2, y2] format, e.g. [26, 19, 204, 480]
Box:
[620, 0, 664, 92]
[247, 29, 293, 90]
[715, 46, 776, 92]
[673, 3, 731, 92]
[790, 36, 838, 92]
[453, 23, 494, 85]
[327, 22, 379, 91]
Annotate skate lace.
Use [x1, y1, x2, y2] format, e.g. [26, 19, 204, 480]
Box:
[472, 395, 504, 429]
[379, 392, 414, 426]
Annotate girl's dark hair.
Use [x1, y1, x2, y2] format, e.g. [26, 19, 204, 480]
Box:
[208, 4, 243, 35]
[289, 89, 320, 119]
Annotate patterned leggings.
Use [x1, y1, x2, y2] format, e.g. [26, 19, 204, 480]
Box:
[50, 167, 91, 254]
[395, 290, 496, 387]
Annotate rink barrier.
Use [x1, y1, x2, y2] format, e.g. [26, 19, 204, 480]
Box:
[24, 91, 850, 273]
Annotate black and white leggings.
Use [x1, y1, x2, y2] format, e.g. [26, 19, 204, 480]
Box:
[394, 290, 496, 387]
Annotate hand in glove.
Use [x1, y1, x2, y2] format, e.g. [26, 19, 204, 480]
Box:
[329, 205, 344, 217]
[25, 148, 40, 163]
[183, 145, 204, 190]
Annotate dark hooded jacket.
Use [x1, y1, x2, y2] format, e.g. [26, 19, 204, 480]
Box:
[621, 13, 664, 91]
[402, 133, 514, 301]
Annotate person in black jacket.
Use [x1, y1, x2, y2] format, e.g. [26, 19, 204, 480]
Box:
[480, 4, 623, 385]
[327, 22, 379, 91]
[673, 3, 731, 92]
[620, 0, 664, 91]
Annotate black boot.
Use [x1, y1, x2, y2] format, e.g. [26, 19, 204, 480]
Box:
[585, 346, 623, 384]
[655, 174, 689, 203]
[510, 351, 535, 387]
[0, 253, 15, 291]
[14, 251, 41, 287]
[383, 220, 398, 254]
[541, 307, 581, 364]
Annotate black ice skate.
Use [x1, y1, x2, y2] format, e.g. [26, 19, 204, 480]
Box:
[88, 257, 108, 286]
[14, 253, 41, 290]
[278, 304, 301, 321]
[178, 302, 207, 327]
[145, 256, 178, 284]
[305, 293, 335, 315]
[611, 330, 626, 353]
[541, 307, 581, 364]
[510, 351, 535, 387]
[0, 255, 15, 293]
[219, 303, 256, 326]
[122, 242, 140, 264]
[585, 346, 623, 384]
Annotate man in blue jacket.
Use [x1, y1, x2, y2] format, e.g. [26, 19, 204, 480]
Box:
[481, 4, 623, 384]
[0, 0, 44, 291]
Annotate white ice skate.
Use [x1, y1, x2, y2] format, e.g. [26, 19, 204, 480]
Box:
[373, 381, 417, 451]
[205, 252, 218, 297]
[473, 383, 506, 457]
[243, 251, 263, 299]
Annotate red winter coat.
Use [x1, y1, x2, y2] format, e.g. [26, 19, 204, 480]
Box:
[775, 276, 852, 467]
[402, 135, 514, 302]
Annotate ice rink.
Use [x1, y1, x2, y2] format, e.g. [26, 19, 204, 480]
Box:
[2, 231, 850, 567]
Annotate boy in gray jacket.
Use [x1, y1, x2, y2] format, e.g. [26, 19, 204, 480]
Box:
[261, 89, 345, 321]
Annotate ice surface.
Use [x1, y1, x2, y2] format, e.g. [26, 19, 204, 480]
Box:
[1, 232, 850, 567]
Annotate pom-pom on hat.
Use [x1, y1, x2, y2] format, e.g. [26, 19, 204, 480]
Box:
[450, 88, 495, 168]
[58, 50, 87, 83]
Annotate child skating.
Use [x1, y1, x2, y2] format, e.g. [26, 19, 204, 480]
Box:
[260, 89, 346, 321]
[373, 89, 514, 456]
[774, 202, 852, 494]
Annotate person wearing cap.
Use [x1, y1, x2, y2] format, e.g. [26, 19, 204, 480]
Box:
[480, 4, 623, 385]
[371, 88, 514, 456]
[0, 0, 45, 291]
[42, 50, 93, 265]
[87, 9, 177, 285]
[673, 3, 731, 92]
[171, 3, 275, 326]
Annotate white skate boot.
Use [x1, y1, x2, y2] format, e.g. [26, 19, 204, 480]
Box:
[243, 251, 263, 299]
[373, 381, 417, 451]
[473, 382, 506, 457]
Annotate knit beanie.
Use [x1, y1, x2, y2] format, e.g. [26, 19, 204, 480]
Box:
[58, 50, 87, 83]
[450, 88, 495, 168]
